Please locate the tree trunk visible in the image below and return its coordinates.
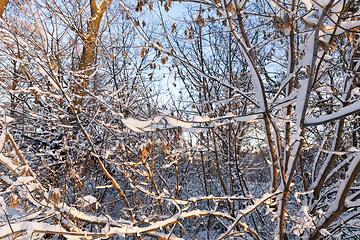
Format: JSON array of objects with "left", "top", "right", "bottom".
[{"left": 0, "top": 0, "right": 9, "bottom": 18}]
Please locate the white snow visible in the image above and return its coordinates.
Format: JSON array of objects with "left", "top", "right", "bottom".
[
  {"left": 318, "top": 151, "right": 360, "bottom": 227},
  {"left": 351, "top": 87, "right": 360, "bottom": 97},
  {"left": 0, "top": 116, "right": 14, "bottom": 123},
  {"left": 176, "top": 36, "right": 198, "bottom": 43},
  {"left": 165, "top": 116, "right": 193, "bottom": 128},
  {"left": 0, "top": 222, "right": 66, "bottom": 239},
  {"left": 78, "top": 195, "right": 99, "bottom": 208},
  {"left": 194, "top": 115, "right": 210, "bottom": 122},
  {"left": 0, "top": 153, "right": 19, "bottom": 173},
  {"left": 316, "top": 86, "right": 333, "bottom": 94},
  {"left": 305, "top": 101, "right": 360, "bottom": 126},
  {"left": 303, "top": 34, "right": 315, "bottom": 66},
  {"left": 0, "top": 125, "right": 5, "bottom": 151},
  {"left": 122, "top": 118, "right": 152, "bottom": 128},
  {"left": 301, "top": 0, "right": 312, "bottom": 10},
  {"left": 328, "top": 21, "right": 360, "bottom": 35}
]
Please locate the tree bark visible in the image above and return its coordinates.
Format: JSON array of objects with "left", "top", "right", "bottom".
[
  {"left": 0, "top": 0, "right": 9, "bottom": 18},
  {"left": 74, "top": 0, "right": 112, "bottom": 98},
  {"left": 79, "top": 0, "right": 113, "bottom": 73}
]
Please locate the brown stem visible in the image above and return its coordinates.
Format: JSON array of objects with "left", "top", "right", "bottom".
[
  {"left": 310, "top": 157, "right": 360, "bottom": 239},
  {"left": 278, "top": 0, "right": 336, "bottom": 238},
  {"left": 211, "top": 128, "right": 228, "bottom": 196},
  {"left": 232, "top": 0, "right": 278, "bottom": 192}
]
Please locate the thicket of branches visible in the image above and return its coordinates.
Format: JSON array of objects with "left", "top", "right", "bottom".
[{"left": 1, "top": 0, "right": 360, "bottom": 239}]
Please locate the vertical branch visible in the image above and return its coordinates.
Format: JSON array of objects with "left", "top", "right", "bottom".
[
  {"left": 211, "top": 128, "right": 229, "bottom": 196},
  {"left": 230, "top": 0, "right": 279, "bottom": 192},
  {"left": 277, "top": 0, "right": 336, "bottom": 238},
  {"left": 227, "top": 31, "right": 234, "bottom": 198},
  {"left": 197, "top": 4, "right": 209, "bottom": 111},
  {"left": 284, "top": 1, "right": 296, "bottom": 174},
  {"left": 78, "top": 0, "right": 113, "bottom": 86},
  {"left": 311, "top": 120, "right": 344, "bottom": 202},
  {"left": 311, "top": 0, "right": 360, "bottom": 200},
  {"left": 310, "top": 152, "right": 360, "bottom": 239}
]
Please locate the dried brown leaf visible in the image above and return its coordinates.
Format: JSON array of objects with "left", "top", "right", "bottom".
[{"left": 171, "top": 22, "right": 176, "bottom": 34}]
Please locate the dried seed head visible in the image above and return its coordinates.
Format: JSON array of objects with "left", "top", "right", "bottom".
[
  {"left": 49, "top": 187, "right": 61, "bottom": 205},
  {"left": 24, "top": 202, "right": 29, "bottom": 212},
  {"left": 146, "top": 141, "right": 152, "bottom": 154},
  {"left": 135, "top": 19, "right": 140, "bottom": 27},
  {"left": 164, "top": 0, "right": 172, "bottom": 12},
  {"left": 272, "top": 14, "right": 293, "bottom": 32},
  {"left": 226, "top": 3, "right": 235, "bottom": 13},
  {"left": 9, "top": 193, "right": 21, "bottom": 209},
  {"left": 20, "top": 167, "right": 27, "bottom": 176},
  {"left": 12, "top": 158, "right": 19, "bottom": 166},
  {"left": 171, "top": 22, "right": 176, "bottom": 34},
  {"left": 161, "top": 56, "right": 168, "bottom": 64},
  {"left": 195, "top": 14, "right": 206, "bottom": 28},
  {"left": 162, "top": 142, "right": 169, "bottom": 154},
  {"left": 318, "top": 40, "right": 336, "bottom": 52},
  {"left": 189, "top": 26, "right": 193, "bottom": 38}
]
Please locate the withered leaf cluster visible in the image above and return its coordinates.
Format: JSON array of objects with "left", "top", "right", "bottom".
[{"left": 273, "top": 14, "right": 292, "bottom": 31}]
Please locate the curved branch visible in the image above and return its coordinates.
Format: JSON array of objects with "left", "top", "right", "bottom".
[{"left": 304, "top": 101, "right": 360, "bottom": 126}]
